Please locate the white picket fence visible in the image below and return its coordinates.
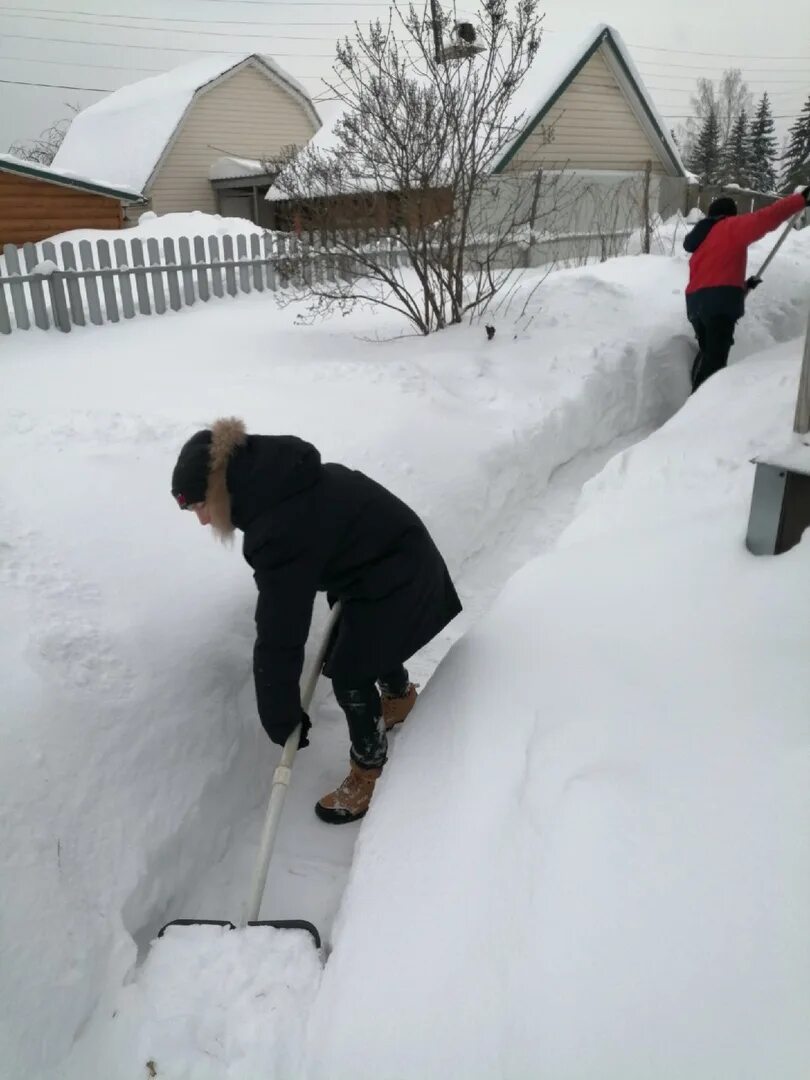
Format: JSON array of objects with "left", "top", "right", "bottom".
[{"left": 0, "top": 231, "right": 403, "bottom": 335}]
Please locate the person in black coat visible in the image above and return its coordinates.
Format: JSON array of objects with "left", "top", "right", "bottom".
[{"left": 171, "top": 417, "right": 461, "bottom": 824}]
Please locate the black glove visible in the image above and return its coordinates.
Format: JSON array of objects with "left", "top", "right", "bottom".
[
  {"left": 802, "top": 186, "right": 810, "bottom": 206},
  {"left": 267, "top": 710, "right": 310, "bottom": 748},
  {"left": 745, "top": 276, "right": 762, "bottom": 292},
  {"left": 297, "top": 712, "right": 311, "bottom": 749}
]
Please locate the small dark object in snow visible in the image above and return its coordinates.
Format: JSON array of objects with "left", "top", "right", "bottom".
[
  {"left": 146, "top": 1063, "right": 158, "bottom": 1079},
  {"left": 485, "top": 325, "right": 495, "bottom": 340}
]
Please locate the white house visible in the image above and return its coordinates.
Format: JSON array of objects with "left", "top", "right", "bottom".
[{"left": 54, "top": 53, "right": 321, "bottom": 222}]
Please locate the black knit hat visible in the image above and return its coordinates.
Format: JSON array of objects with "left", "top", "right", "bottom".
[
  {"left": 171, "top": 429, "right": 213, "bottom": 508},
  {"left": 707, "top": 196, "right": 738, "bottom": 218}
]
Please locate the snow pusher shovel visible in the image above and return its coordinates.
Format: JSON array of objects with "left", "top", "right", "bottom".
[{"left": 158, "top": 602, "right": 342, "bottom": 948}]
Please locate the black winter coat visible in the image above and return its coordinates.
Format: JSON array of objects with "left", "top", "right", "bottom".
[{"left": 226, "top": 434, "right": 462, "bottom": 745}]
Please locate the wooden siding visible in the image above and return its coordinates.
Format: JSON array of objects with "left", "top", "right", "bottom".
[
  {"left": 149, "top": 64, "right": 318, "bottom": 214},
  {"left": 267, "top": 188, "right": 453, "bottom": 233},
  {"left": 0, "top": 170, "right": 122, "bottom": 246},
  {"left": 506, "top": 49, "right": 668, "bottom": 175}
]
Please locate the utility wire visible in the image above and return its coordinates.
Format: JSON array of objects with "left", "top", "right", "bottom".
[
  {"left": 0, "top": 6, "right": 360, "bottom": 27},
  {"left": 0, "top": 12, "right": 349, "bottom": 41},
  {"left": 1, "top": 31, "right": 336, "bottom": 58},
  {"left": 0, "top": 76, "right": 112, "bottom": 91},
  {"left": 0, "top": 53, "right": 168, "bottom": 72}
]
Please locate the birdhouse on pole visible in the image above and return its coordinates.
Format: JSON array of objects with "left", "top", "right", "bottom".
[{"left": 442, "top": 21, "right": 486, "bottom": 61}]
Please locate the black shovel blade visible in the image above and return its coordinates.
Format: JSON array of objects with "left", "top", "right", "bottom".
[
  {"left": 247, "top": 919, "right": 321, "bottom": 949},
  {"left": 158, "top": 918, "right": 321, "bottom": 949}
]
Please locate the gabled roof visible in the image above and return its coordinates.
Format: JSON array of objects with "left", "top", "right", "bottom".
[
  {"left": 53, "top": 53, "right": 320, "bottom": 195},
  {"left": 0, "top": 152, "right": 141, "bottom": 202},
  {"left": 493, "top": 25, "right": 686, "bottom": 176}
]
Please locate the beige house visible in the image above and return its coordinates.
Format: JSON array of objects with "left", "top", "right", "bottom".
[
  {"left": 495, "top": 25, "right": 684, "bottom": 180},
  {"left": 54, "top": 54, "right": 320, "bottom": 223}
]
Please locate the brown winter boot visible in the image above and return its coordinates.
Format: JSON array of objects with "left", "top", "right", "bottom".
[
  {"left": 381, "top": 683, "right": 418, "bottom": 731},
  {"left": 315, "top": 760, "right": 383, "bottom": 824}
]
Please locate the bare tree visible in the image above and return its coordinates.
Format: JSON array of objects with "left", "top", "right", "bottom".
[
  {"left": 269, "top": 1, "right": 544, "bottom": 335},
  {"left": 8, "top": 105, "right": 78, "bottom": 165},
  {"left": 676, "top": 69, "right": 752, "bottom": 165}
]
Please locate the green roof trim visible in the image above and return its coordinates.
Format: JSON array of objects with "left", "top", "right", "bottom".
[
  {"left": 493, "top": 30, "right": 607, "bottom": 175},
  {"left": 0, "top": 155, "right": 142, "bottom": 202},
  {"left": 493, "top": 28, "right": 684, "bottom": 177}
]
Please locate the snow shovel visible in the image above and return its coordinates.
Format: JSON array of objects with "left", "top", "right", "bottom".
[{"left": 158, "top": 602, "right": 342, "bottom": 949}]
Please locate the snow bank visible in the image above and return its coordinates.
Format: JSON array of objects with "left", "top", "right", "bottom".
[
  {"left": 2, "top": 228, "right": 809, "bottom": 1077},
  {"left": 42, "top": 210, "right": 266, "bottom": 249},
  {"left": 305, "top": 345, "right": 810, "bottom": 1079}
]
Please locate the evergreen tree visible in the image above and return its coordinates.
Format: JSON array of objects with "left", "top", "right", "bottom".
[
  {"left": 720, "top": 109, "right": 751, "bottom": 186},
  {"left": 687, "top": 106, "right": 721, "bottom": 184},
  {"left": 748, "top": 93, "right": 779, "bottom": 192},
  {"left": 780, "top": 94, "right": 810, "bottom": 193}
]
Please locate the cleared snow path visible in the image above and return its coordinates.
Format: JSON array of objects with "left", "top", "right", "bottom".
[{"left": 164, "top": 426, "right": 653, "bottom": 951}]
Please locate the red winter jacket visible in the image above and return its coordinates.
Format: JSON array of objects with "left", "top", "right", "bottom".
[{"left": 685, "top": 192, "right": 805, "bottom": 295}]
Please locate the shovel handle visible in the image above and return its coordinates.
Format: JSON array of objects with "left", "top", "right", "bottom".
[
  {"left": 241, "top": 601, "right": 342, "bottom": 927},
  {"left": 752, "top": 210, "right": 804, "bottom": 282}
]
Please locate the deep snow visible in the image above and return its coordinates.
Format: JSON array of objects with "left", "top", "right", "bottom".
[
  {"left": 305, "top": 339, "right": 810, "bottom": 1080},
  {"left": 1, "top": 219, "right": 809, "bottom": 1077}
]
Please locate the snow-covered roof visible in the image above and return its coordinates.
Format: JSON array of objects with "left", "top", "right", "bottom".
[
  {"left": 0, "top": 152, "right": 141, "bottom": 201},
  {"left": 267, "top": 25, "right": 685, "bottom": 204},
  {"left": 53, "top": 53, "right": 319, "bottom": 195},
  {"left": 209, "top": 156, "right": 268, "bottom": 182},
  {"left": 266, "top": 98, "right": 347, "bottom": 201},
  {"left": 495, "top": 24, "right": 686, "bottom": 176}
]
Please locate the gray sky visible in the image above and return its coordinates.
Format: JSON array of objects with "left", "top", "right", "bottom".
[{"left": 1, "top": 0, "right": 808, "bottom": 158}]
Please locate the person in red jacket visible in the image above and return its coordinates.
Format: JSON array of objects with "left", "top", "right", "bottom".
[{"left": 684, "top": 188, "right": 808, "bottom": 391}]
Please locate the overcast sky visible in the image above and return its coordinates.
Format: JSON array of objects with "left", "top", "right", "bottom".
[{"left": 1, "top": 0, "right": 808, "bottom": 157}]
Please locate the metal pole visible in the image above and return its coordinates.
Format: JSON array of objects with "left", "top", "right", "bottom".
[
  {"left": 241, "top": 603, "right": 341, "bottom": 926},
  {"left": 794, "top": 303, "right": 810, "bottom": 435},
  {"left": 751, "top": 211, "right": 804, "bottom": 281},
  {"left": 430, "top": 0, "right": 444, "bottom": 62}
]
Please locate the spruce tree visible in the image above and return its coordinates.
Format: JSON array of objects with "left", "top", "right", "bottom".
[
  {"left": 720, "top": 109, "right": 750, "bottom": 186},
  {"left": 748, "top": 93, "right": 779, "bottom": 192},
  {"left": 780, "top": 94, "right": 810, "bottom": 193},
  {"left": 688, "top": 106, "right": 721, "bottom": 184}
]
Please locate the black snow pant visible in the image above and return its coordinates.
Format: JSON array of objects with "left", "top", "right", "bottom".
[
  {"left": 689, "top": 314, "right": 737, "bottom": 392},
  {"left": 332, "top": 665, "right": 410, "bottom": 768}
]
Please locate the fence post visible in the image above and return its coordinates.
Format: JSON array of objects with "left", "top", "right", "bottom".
[
  {"left": 162, "top": 238, "right": 183, "bottom": 311},
  {"left": 207, "top": 235, "right": 224, "bottom": 298},
  {"left": 79, "top": 240, "right": 103, "bottom": 325},
  {"left": 642, "top": 160, "right": 652, "bottom": 255},
  {"left": 60, "top": 241, "right": 86, "bottom": 325},
  {"left": 146, "top": 238, "right": 167, "bottom": 314},
  {"left": 262, "top": 232, "right": 276, "bottom": 291},
  {"left": 794, "top": 306, "right": 810, "bottom": 435},
  {"left": 41, "top": 240, "right": 71, "bottom": 332},
  {"left": 96, "top": 240, "right": 120, "bottom": 322},
  {"left": 221, "top": 235, "right": 238, "bottom": 297},
  {"left": 113, "top": 238, "right": 136, "bottom": 319},
  {"left": 236, "top": 234, "right": 251, "bottom": 294},
  {"left": 130, "top": 238, "right": 152, "bottom": 315},
  {"left": 22, "top": 242, "right": 50, "bottom": 329},
  {"left": 0, "top": 276, "right": 11, "bottom": 334},
  {"left": 2, "top": 244, "right": 31, "bottom": 330},
  {"left": 249, "top": 234, "right": 264, "bottom": 292},
  {"left": 193, "top": 236, "right": 211, "bottom": 301},
  {"left": 177, "top": 237, "right": 196, "bottom": 306}
]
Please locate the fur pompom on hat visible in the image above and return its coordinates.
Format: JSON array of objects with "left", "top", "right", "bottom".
[{"left": 171, "top": 417, "right": 247, "bottom": 539}]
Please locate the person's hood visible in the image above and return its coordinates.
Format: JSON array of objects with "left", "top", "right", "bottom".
[
  {"left": 227, "top": 433, "right": 321, "bottom": 532},
  {"left": 683, "top": 215, "right": 722, "bottom": 254}
]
